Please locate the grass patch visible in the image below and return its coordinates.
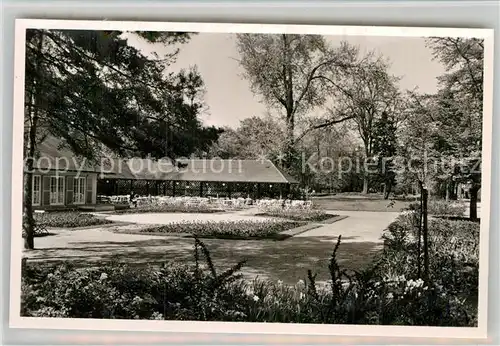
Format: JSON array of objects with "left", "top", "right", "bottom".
[
  {"left": 34, "top": 212, "right": 113, "bottom": 228},
  {"left": 312, "top": 197, "right": 410, "bottom": 212},
  {"left": 139, "top": 220, "right": 303, "bottom": 240}
]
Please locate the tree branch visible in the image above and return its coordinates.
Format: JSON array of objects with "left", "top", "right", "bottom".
[{"left": 293, "top": 114, "right": 355, "bottom": 144}]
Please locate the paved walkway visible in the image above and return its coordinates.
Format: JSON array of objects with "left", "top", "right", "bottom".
[{"left": 294, "top": 210, "right": 400, "bottom": 243}]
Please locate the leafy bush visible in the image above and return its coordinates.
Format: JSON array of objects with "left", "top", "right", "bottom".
[
  {"left": 34, "top": 212, "right": 113, "bottom": 228},
  {"left": 114, "top": 204, "right": 224, "bottom": 214},
  {"left": 406, "top": 199, "right": 465, "bottom": 217},
  {"left": 139, "top": 220, "right": 302, "bottom": 240},
  {"left": 21, "top": 236, "right": 475, "bottom": 326},
  {"left": 257, "top": 207, "right": 335, "bottom": 222},
  {"left": 381, "top": 213, "right": 479, "bottom": 315}
]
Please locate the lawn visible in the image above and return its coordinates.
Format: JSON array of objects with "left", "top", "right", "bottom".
[{"left": 312, "top": 195, "right": 412, "bottom": 212}]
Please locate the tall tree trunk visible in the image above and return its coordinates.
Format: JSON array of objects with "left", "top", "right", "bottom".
[
  {"left": 24, "top": 30, "right": 44, "bottom": 250},
  {"left": 285, "top": 115, "right": 294, "bottom": 169},
  {"left": 450, "top": 181, "right": 457, "bottom": 200},
  {"left": 24, "top": 146, "right": 36, "bottom": 250},
  {"left": 362, "top": 145, "right": 370, "bottom": 195},
  {"left": 282, "top": 34, "right": 295, "bottom": 170},
  {"left": 362, "top": 174, "right": 369, "bottom": 194},
  {"left": 384, "top": 180, "right": 392, "bottom": 200},
  {"left": 469, "top": 182, "right": 480, "bottom": 221}
]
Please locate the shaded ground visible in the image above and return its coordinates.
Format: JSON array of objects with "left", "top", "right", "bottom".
[
  {"left": 23, "top": 224, "right": 383, "bottom": 285},
  {"left": 23, "top": 207, "right": 399, "bottom": 285}
]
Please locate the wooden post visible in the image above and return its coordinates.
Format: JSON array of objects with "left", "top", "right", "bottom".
[
  {"left": 172, "top": 182, "right": 176, "bottom": 197},
  {"left": 199, "top": 182, "right": 204, "bottom": 197},
  {"left": 422, "top": 187, "right": 429, "bottom": 283},
  {"left": 417, "top": 182, "right": 423, "bottom": 279}
]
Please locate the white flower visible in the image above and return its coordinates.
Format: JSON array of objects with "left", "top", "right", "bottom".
[
  {"left": 47, "top": 273, "right": 54, "bottom": 279},
  {"left": 252, "top": 295, "right": 260, "bottom": 302},
  {"left": 386, "top": 293, "right": 394, "bottom": 299},
  {"left": 99, "top": 273, "right": 108, "bottom": 280},
  {"left": 299, "top": 292, "right": 305, "bottom": 300},
  {"left": 297, "top": 279, "right": 305, "bottom": 286}
]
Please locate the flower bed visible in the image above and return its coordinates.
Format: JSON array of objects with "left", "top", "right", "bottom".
[
  {"left": 34, "top": 212, "right": 113, "bottom": 228},
  {"left": 256, "top": 207, "right": 335, "bottom": 222},
  {"left": 139, "top": 220, "right": 302, "bottom": 240},
  {"left": 113, "top": 204, "right": 224, "bottom": 214}
]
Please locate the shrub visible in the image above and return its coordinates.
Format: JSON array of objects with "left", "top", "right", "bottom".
[
  {"left": 406, "top": 199, "right": 465, "bottom": 217},
  {"left": 21, "top": 236, "right": 476, "bottom": 326},
  {"left": 381, "top": 213, "right": 479, "bottom": 312},
  {"left": 34, "top": 212, "right": 113, "bottom": 228},
  {"left": 139, "top": 220, "right": 302, "bottom": 240}
]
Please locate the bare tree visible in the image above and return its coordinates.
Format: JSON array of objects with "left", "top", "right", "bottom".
[
  {"left": 329, "top": 55, "right": 402, "bottom": 194},
  {"left": 235, "top": 34, "right": 360, "bottom": 169}
]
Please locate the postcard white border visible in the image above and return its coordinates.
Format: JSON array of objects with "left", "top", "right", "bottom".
[{"left": 9, "top": 19, "right": 494, "bottom": 340}]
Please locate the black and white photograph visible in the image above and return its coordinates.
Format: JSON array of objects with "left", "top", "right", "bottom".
[{"left": 10, "top": 20, "right": 493, "bottom": 338}]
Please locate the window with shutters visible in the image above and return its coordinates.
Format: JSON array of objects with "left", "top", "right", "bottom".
[
  {"left": 73, "top": 177, "right": 86, "bottom": 204},
  {"left": 32, "top": 175, "right": 41, "bottom": 205},
  {"left": 50, "top": 176, "right": 65, "bottom": 205}
]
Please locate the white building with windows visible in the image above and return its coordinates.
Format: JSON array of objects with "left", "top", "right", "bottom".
[{"left": 26, "top": 136, "right": 98, "bottom": 210}]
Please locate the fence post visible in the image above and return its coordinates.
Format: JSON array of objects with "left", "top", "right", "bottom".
[
  {"left": 417, "top": 182, "right": 423, "bottom": 279},
  {"left": 422, "top": 187, "right": 429, "bottom": 283}
]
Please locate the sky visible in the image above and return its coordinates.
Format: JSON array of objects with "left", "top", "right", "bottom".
[{"left": 126, "top": 32, "right": 446, "bottom": 129}]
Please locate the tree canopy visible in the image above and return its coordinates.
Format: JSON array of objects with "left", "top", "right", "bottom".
[
  {"left": 23, "top": 29, "right": 221, "bottom": 249},
  {"left": 25, "top": 29, "right": 221, "bottom": 162},
  {"left": 235, "top": 34, "right": 361, "bottom": 168}
]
